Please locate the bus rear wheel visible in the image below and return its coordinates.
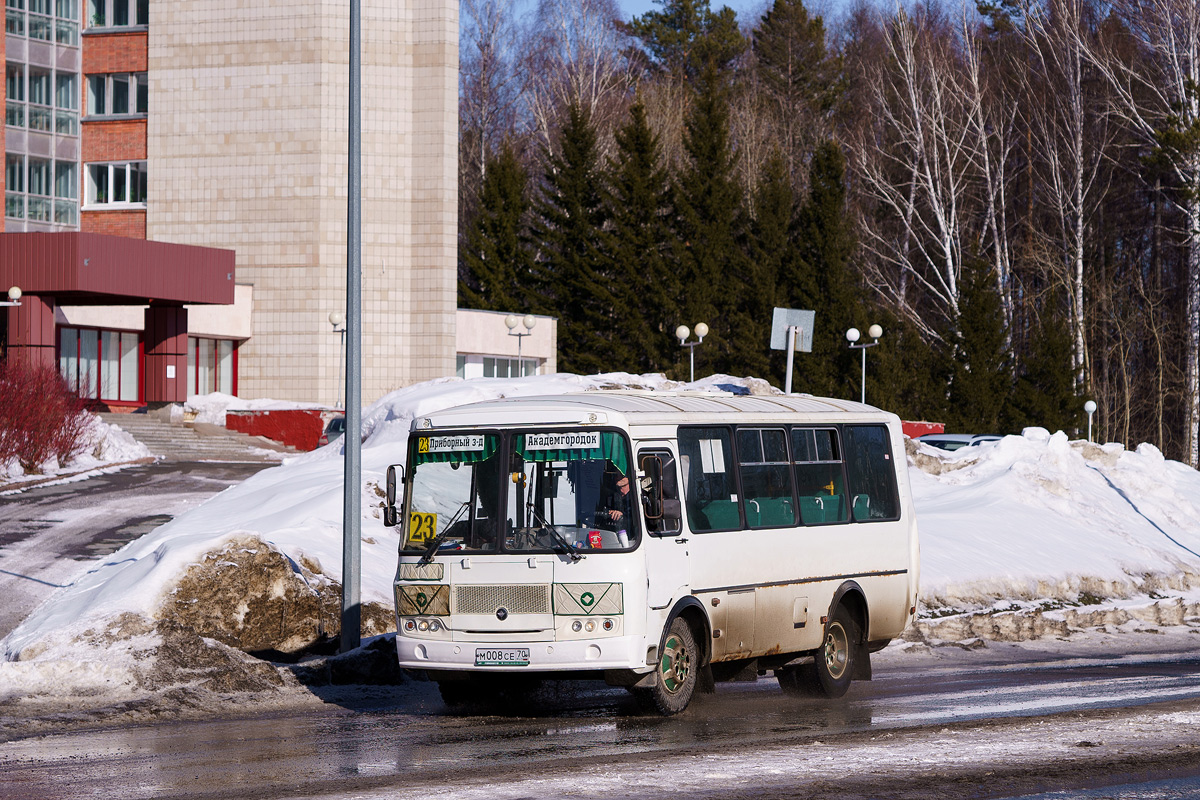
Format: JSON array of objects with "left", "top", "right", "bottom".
[
  {"left": 776, "top": 605, "right": 858, "bottom": 699},
  {"left": 634, "top": 617, "right": 698, "bottom": 715}
]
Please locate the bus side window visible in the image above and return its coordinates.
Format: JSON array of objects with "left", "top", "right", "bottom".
[
  {"left": 736, "top": 428, "right": 796, "bottom": 528},
  {"left": 843, "top": 425, "right": 900, "bottom": 521},
  {"left": 791, "top": 428, "right": 848, "bottom": 525},
  {"left": 678, "top": 427, "right": 740, "bottom": 532},
  {"left": 639, "top": 450, "right": 682, "bottom": 536}
]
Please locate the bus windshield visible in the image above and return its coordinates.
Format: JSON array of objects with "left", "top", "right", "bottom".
[{"left": 403, "top": 429, "right": 638, "bottom": 556}]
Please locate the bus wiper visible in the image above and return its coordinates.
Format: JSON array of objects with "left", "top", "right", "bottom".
[
  {"left": 528, "top": 506, "right": 585, "bottom": 562},
  {"left": 417, "top": 501, "right": 470, "bottom": 565},
  {"left": 418, "top": 532, "right": 447, "bottom": 566}
]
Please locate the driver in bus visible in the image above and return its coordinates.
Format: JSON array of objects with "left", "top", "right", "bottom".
[{"left": 601, "top": 469, "right": 632, "bottom": 526}]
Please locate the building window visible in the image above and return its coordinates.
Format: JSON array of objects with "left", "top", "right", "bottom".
[
  {"left": 86, "top": 161, "right": 146, "bottom": 206},
  {"left": 26, "top": 157, "right": 52, "bottom": 221},
  {"left": 55, "top": 73, "right": 79, "bottom": 135},
  {"left": 482, "top": 356, "right": 536, "bottom": 378},
  {"left": 86, "top": 72, "right": 147, "bottom": 116},
  {"left": 6, "top": 63, "right": 79, "bottom": 135},
  {"left": 59, "top": 326, "right": 139, "bottom": 402},
  {"left": 87, "top": 0, "right": 146, "bottom": 28},
  {"left": 6, "top": 0, "right": 26, "bottom": 36},
  {"left": 7, "top": 0, "right": 75, "bottom": 40},
  {"left": 5, "top": 153, "right": 24, "bottom": 219},
  {"left": 187, "top": 337, "right": 236, "bottom": 397},
  {"left": 5, "top": 62, "right": 24, "bottom": 128}
]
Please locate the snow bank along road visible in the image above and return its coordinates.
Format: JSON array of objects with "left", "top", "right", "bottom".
[{"left": 3, "top": 638, "right": 1200, "bottom": 800}]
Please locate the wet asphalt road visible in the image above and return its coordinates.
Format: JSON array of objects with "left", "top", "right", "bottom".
[
  {"left": 4, "top": 649, "right": 1200, "bottom": 800},
  {"left": 0, "top": 461, "right": 275, "bottom": 639}
]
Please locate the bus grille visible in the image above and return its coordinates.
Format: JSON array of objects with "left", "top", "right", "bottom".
[{"left": 452, "top": 584, "right": 552, "bottom": 615}]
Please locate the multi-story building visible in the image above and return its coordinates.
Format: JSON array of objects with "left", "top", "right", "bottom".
[{"left": 2, "top": 1, "right": 547, "bottom": 411}]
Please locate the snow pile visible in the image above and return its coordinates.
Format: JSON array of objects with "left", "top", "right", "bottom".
[
  {"left": 1, "top": 412, "right": 153, "bottom": 489},
  {"left": 3, "top": 372, "right": 1200, "bottom": 718}
]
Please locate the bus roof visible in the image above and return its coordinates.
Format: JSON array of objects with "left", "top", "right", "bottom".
[{"left": 413, "top": 390, "right": 898, "bottom": 431}]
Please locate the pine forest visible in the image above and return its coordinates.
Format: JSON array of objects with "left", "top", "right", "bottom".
[{"left": 456, "top": 0, "right": 1200, "bottom": 468}]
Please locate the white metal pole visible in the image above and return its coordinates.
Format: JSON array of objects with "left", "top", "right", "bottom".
[
  {"left": 784, "top": 326, "right": 796, "bottom": 394},
  {"left": 341, "top": 0, "right": 362, "bottom": 654},
  {"left": 860, "top": 347, "right": 867, "bottom": 404}
]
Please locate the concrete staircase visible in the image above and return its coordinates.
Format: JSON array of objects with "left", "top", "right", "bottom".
[{"left": 98, "top": 413, "right": 298, "bottom": 463}]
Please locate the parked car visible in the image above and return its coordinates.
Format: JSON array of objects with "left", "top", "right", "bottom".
[
  {"left": 916, "top": 433, "right": 1001, "bottom": 451},
  {"left": 318, "top": 414, "right": 346, "bottom": 448}
]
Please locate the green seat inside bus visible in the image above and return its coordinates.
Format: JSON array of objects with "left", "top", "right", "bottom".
[
  {"left": 745, "top": 497, "right": 795, "bottom": 527},
  {"left": 799, "top": 494, "right": 844, "bottom": 524},
  {"left": 694, "top": 499, "right": 741, "bottom": 531},
  {"left": 852, "top": 493, "right": 871, "bottom": 520}
]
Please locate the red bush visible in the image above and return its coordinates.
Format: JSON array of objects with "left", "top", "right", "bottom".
[{"left": 0, "top": 360, "right": 90, "bottom": 473}]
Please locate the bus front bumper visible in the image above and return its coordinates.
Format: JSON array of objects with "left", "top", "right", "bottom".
[{"left": 396, "top": 633, "right": 651, "bottom": 673}]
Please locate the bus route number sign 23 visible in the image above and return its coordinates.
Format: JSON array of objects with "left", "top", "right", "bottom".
[{"left": 409, "top": 512, "right": 437, "bottom": 543}]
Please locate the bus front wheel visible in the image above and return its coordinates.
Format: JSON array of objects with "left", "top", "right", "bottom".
[
  {"left": 634, "top": 617, "right": 699, "bottom": 715},
  {"left": 777, "top": 605, "right": 858, "bottom": 699}
]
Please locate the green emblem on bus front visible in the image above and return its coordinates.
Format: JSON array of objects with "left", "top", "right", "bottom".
[{"left": 580, "top": 592, "right": 595, "bottom": 607}]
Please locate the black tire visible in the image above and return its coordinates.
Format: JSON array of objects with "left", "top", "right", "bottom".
[
  {"left": 633, "top": 617, "right": 699, "bottom": 715},
  {"left": 778, "top": 605, "right": 858, "bottom": 699}
]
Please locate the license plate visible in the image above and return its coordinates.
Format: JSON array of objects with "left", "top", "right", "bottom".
[{"left": 475, "top": 647, "right": 530, "bottom": 667}]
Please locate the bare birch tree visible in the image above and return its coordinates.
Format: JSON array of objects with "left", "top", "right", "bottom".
[
  {"left": 461, "top": 0, "right": 526, "bottom": 183},
  {"left": 523, "top": 0, "right": 636, "bottom": 159},
  {"left": 1084, "top": 0, "right": 1200, "bottom": 465},
  {"left": 1020, "top": 0, "right": 1112, "bottom": 393},
  {"left": 850, "top": 2, "right": 976, "bottom": 337}
]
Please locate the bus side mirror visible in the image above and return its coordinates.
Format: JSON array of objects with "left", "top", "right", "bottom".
[
  {"left": 640, "top": 456, "right": 664, "bottom": 519},
  {"left": 383, "top": 464, "right": 404, "bottom": 527}
]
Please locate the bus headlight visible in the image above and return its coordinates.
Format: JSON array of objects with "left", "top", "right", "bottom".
[
  {"left": 602, "top": 618, "right": 614, "bottom": 632},
  {"left": 417, "top": 620, "right": 429, "bottom": 632},
  {"left": 584, "top": 620, "right": 596, "bottom": 633},
  {"left": 404, "top": 619, "right": 416, "bottom": 632},
  {"left": 429, "top": 620, "right": 442, "bottom": 633},
  {"left": 571, "top": 620, "right": 583, "bottom": 632}
]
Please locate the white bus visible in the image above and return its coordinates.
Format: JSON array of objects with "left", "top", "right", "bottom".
[{"left": 383, "top": 390, "right": 919, "bottom": 714}]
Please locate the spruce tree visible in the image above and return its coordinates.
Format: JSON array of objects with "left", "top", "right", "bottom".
[
  {"left": 606, "top": 100, "right": 680, "bottom": 374},
  {"left": 746, "top": 151, "right": 793, "bottom": 384},
  {"left": 946, "top": 258, "right": 1013, "bottom": 432},
  {"left": 788, "top": 140, "right": 858, "bottom": 399},
  {"left": 459, "top": 143, "right": 533, "bottom": 312},
  {"left": 626, "top": 0, "right": 746, "bottom": 81},
  {"left": 675, "top": 66, "right": 748, "bottom": 377},
  {"left": 530, "top": 103, "right": 616, "bottom": 375},
  {"left": 1006, "top": 297, "right": 1082, "bottom": 435}
]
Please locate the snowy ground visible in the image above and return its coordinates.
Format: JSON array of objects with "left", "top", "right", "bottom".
[{"left": 2, "top": 372, "right": 1199, "bottom": 728}]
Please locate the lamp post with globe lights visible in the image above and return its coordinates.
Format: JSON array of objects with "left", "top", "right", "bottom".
[
  {"left": 505, "top": 314, "right": 537, "bottom": 375},
  {"left": 1084, "top": 400, "right": 1097, "bottom": 442},
  {"left": 676, "top": 322, "right": 708, "bottom": 383},
  {"left": 2, "top": 286, "right": 21, "bottom": 307},
  {"left": 328, "top": 311, "right": 346, "bottom": 408},
  {"left": 846, "top": 324, "right": 883, "bottom": 405}
]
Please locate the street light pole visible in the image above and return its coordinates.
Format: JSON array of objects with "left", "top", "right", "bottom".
[
  {"left": 1084, "top": 400, "right": 1097, "bottom": 442},
  {"left": 328, "top": 312, "right": 345, "bottom": 409},
  {"left": 505, "top": 314, "right": 537, "bottom": 375},
  {"left": 845, "top": 324, "right": 883, "bottom": 405},
  {"left": 341, "top": 0, "right": 362, "bottom": 655},
  {"left": 676, "top": 322, "right": 709, "bottom": 382}
]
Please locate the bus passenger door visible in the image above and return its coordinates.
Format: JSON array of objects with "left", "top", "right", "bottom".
[{"left": 637, "top": 445, "right": 688, "bottom": 610}]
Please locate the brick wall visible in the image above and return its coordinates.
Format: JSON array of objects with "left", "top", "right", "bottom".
[
  {"left": 81, "top": 31, "right": 148, "bottom": 73},
  {"left": 82, "top": 210, "right": 146, "bottom": 239},
  {"left": 82, "top": 119, "right": 147, "bottom": 162}
]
